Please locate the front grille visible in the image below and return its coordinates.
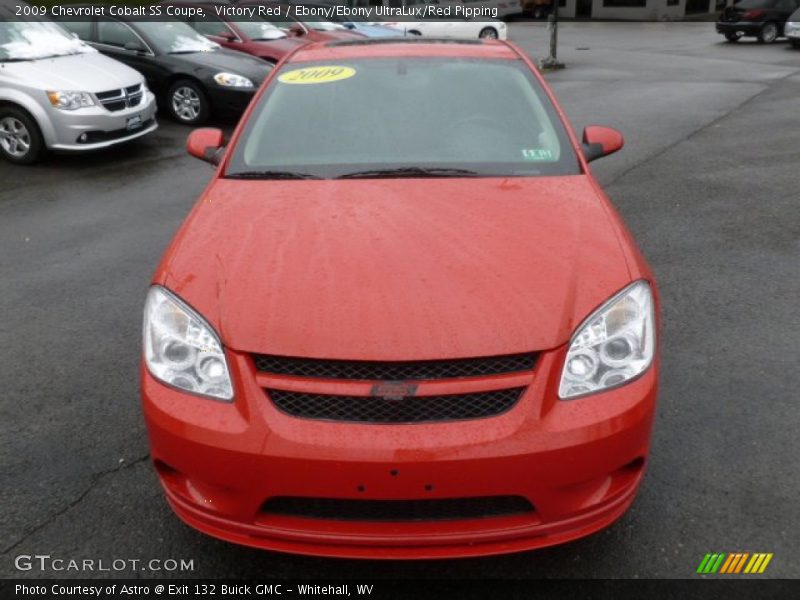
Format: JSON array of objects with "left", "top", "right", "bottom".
[
  {"left": 253, "top": 353, "right": 537, "bottom": 380},
  {"left": 261, "top": 496, "right": 534, "bottom": 522},
  {"left": 267, "top": 387, "right": 524, "bottom": 423},
  {"left": 96, "top": 84, "right": 144, "bottom": 112}
]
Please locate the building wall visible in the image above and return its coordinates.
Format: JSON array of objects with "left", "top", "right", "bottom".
[{"left": 557, "top": 0, "right": 732, "bottom": 19}]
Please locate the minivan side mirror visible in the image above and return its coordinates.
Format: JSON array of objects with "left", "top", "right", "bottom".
[
  {"left": 187, "top": 128, "right": 225, "bottom": 164},
  {"left": 582, "top": 126, "right": 624, "bottom": 162}
]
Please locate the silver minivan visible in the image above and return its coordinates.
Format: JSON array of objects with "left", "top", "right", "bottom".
[{"left": 0, "top": 16, "right": 157, "bottom": 164}]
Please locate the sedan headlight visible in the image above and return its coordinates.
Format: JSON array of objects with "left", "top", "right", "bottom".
[
  {"left": 785, "top": 22, "right": 800, "bottom": 34},
  {"left": 213, "top": 72, "right": 254, "bottom": 88},
  {"left": 559, "top": 280, "right": 655, "bottom": 400},
  {"left": 143, "top": 286, "right": 233, "bottom": 401},
  {"left": 46, "top": 90, "right": 95, "bottom": 110}
]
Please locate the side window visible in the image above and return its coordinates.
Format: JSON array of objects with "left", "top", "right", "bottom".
[
  {"left": 60, "top": 20, "right": 92, "bottom": 41},
  {"left": 97, "top": 19, "right": 140, "bottom": 48}
]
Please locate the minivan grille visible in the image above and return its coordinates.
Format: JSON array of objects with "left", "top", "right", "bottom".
[
  {"left": 253, "top": 353, "right": 537, "bottom": 381},
  {"left": 267, "top": 387, "right": 524, "bottom": 423},
  {"left": 96, "top": 84, "right": 143, "bottom": 112},
  {"left": 261, "top": 496, "right": 534, "bottom": 522}
]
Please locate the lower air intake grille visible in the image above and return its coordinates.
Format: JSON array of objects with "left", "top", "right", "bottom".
[
  {"left": 267, "top": 387, "right": 524, "bottom": 423},
  {"left": 261, "top": 496, "right": 534, "bottom": 522}
]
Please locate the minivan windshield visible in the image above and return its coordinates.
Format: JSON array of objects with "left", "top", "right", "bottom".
[
  {"left": 0, "top": 20, "right": 93, "bottom": 61},
  {"left": 226, "top": 58, "right": 580, "bottom": 179},
  {"left": 135, "top": 20, "right": 219, "bottom": 54}
]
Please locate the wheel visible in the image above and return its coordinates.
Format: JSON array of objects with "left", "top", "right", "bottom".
[
  {"left": 167, "top": 79, "right": 209, "bottom": 126},
  {"left": 757, "top": 22, "right": 779, "bottom": 44},
  {"left": 0, "top": 106, "right": 44, "bottom": 165},
  {"left": 479, "top": 27, "right": 499, "bottom": 40},
  {"left": 724, "top": 32, "right": 742, "bottom": 42}
]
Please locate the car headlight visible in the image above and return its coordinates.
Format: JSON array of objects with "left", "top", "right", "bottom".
[
  {"left": 786, "top": 22, "right": 800, "bottom": 34},
  {"left": 46, "top": 90, "right": 95, "bottom": 110},
  {"left": 143, "top": 286, "right": 233, "bottom": 401},
  {"left": 213, "top": 72, "right": 254, "bottom": 88},
  {"left": 559, "top": 280, "right": 655, "bottom": 400}
]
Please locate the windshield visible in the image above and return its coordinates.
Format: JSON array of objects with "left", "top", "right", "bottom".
[
  {"left": 233, "top": 21, "right": 287, "bottom": 40},
  {"left": 226, "top": 58, "right": 580, "bottom": 179},
  {"left": 135, "top": 20, "right": 218, "bottom": 54},
  {"left": 0, "top": 20, "right": 93, "bottom": 61}
]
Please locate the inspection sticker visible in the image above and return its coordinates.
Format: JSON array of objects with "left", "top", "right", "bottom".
[
  {"left": 522, "top": 148, "right": 554, "bottom": 161},
  {"left": 278, "top": 66, "right": 356, "bottom": 85}
]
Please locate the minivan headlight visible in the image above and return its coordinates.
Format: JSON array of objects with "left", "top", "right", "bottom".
[
  {"left": 559, "top": 280, "right": 655, "bottom": 399},
  {"left": 143, "top": 286, "right": 233, "bottom": 401},
  {"left": 46, "top": 90, "right": 95, "bottom": 110},
  {"left": 213, "top": 72, "right": 254, "bottom": 88}
]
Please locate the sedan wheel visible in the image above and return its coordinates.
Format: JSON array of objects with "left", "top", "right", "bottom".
[
  {"left": 757, "top": 22, "right": 779, "bottom": 44},
  {"left": 0, "top": 108, "right": 44, "bottom": 165},
  {"left": 479, "top": 27, "right": 499, "bottom": 40},
  {"left": 168, "top": 80, "right": 209, "bottom": 125},
  {"left": 724, "top": 32, "right": 742, "bottom": 42}
]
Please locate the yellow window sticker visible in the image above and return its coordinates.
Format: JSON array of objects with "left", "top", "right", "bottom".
[{"left": 278, "top": 66, "right": 356, "bottom": 85}]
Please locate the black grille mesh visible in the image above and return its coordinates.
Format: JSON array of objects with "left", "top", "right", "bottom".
[
  {"left": 267, "top": 388, "right": 524, "bottom": 423},
  {"left": 261, "top": 496, "right": 534, "bottom": 522},
  {"left": 253, "top": 353, "right": 536, "bottom": 380}
]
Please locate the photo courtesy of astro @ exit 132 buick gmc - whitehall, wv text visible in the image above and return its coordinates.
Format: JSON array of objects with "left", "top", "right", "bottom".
[{"left": 141, "top": 39, "right": 659, "bottom": 559}]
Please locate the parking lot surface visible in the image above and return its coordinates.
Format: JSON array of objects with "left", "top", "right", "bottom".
[{"left": 1, "top": 22, "right": 798, "bottom": 578}]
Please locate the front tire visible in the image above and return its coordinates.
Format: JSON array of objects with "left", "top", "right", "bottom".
[
  {"left": 479, "top": 27, "right": 499, "bottom": 40},
  {"left": 724, "top": 32, "right": 742, "bottom": 42},
  {"left": 757, "top": 22, "right": 779, "bottom": 44},
  {"left": 0, "top": 106, "right": 44, "bottom": 165},
  {"left": 167, "top": 80, "right": 210, "bottom": 126}
]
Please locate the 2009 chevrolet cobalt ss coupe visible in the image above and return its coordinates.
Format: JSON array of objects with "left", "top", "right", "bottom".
[{"left": 142, "top": 39, "right": 660, "bottom": 558}]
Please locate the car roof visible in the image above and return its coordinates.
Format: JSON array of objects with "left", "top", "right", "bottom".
[{"left": 286, "top": 39, "right": 521, "bottom": 63}]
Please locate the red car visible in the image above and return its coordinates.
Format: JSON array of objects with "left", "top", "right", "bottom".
[
  {"left": 142, "top": 39, "right": 660, "bottom": 559},
  {"left": 238, "top": 1, "right": 367, "bottom": 43},
  {"left": 160, "top": 2, "right": 309, "bottom": 63}
]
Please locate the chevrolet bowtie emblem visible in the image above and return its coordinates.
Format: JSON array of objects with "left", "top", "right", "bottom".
[{"left": 370, "top": 382, "right": 418, "bottom": 401}]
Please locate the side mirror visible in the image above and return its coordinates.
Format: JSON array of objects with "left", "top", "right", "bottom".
[
  {"left": 288, "top": 24, "right": 305, "bottom": 37},
  {"left": 216, "top": 30, "right": 236, "bottom": 42},
  {"left": 187, "top": 128, "right": 225, "bottom": 164},
  {"left": 123, "top": 41, "right": 146, "bottom": 53},
  {"left": 582, "top": 125, "right": 624, "bottom": 162}
]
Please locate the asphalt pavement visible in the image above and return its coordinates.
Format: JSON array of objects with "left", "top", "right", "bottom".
[{"left": 1, "top": 22, "right": 798, "bottom": 579}]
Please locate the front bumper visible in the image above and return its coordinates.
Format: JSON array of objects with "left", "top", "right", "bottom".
[
  {"left": 47, "top": 91, "right": 158, "bottom": 151},
  {"left": 142, "top": 347, "right": 658, "bottom": 559},
  {"left": 205, "top": 85, "right": 258, "bottom": 115}
]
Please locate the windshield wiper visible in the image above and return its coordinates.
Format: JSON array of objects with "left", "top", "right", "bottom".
[
  {"left": 337, "top": 167, "right": 480, "bottom": 179},
  {"left": 225, "top": 170, "right": 322, "bottom": 180}
]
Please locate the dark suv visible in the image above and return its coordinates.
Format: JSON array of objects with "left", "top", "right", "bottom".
[{"left": 716, "top": 0, "right": 800, "bottom": 43}]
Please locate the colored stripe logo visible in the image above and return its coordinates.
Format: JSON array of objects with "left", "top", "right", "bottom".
[{"left": 697, "top": 553, "right": 773, "bottom": 574}]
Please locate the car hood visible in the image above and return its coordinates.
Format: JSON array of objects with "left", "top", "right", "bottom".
[
  {"left": 162, "top": 176, "right": 634, "bottom": 360},
  {"left": 169, "top": 48, "right": 271, "bottom": 83},
  {"left": 1, "top": 52, "right": 143, "bottom": 91},
  {"left": 250, "top": 36, "right": 306, "bottom": 55}
]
